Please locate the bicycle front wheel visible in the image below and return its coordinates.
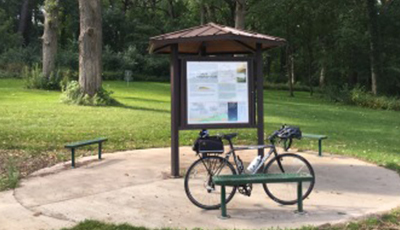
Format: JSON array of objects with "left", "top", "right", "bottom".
[
  {"left": 263, "top": 153, "right": 315, "bottom": 205},
  {"left": 184, "top": 155, "right": 237, "bottom": 210}
]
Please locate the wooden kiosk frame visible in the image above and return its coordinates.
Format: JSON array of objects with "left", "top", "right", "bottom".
[{"left": 149, "top": 23, "right": 285, "bottom": 177}]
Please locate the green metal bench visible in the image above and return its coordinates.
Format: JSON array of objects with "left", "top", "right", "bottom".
[
  {"left": 64, "top": 138, "right": 107, "bottom": 168},
  {"left": 213, "top": 173, "right": 314, "bottom": 219},
  {"left": 302, "top": 133, "right": 327, "bottom": 156}
]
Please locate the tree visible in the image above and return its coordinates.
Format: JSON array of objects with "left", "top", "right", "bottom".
[
  {"left": 367, "top": 0, "right": 381, "bottom": 95},
  {"left": 78, "top": 0, "right": 102, "bottom": 96},
  {"left": 42, "top": 0, "right": 59, "bottom": 80},
  {"left": 18, "top": 0, "right": 33, "bottom": 45},
  {"left": 235, "top": 0, "right": 245, "bottom": 29}
]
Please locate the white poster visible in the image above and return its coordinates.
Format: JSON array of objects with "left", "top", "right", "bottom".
[{"left": 187, "top": 61, "right": 249, "bottom": 124}]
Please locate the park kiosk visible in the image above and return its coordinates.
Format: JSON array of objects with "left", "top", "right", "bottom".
[{"left": 149, "top": 23, "right": 285, "bottom": 177}]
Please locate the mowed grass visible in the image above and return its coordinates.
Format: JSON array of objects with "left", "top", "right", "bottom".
[
  {"left": 61, "top": 211, "right": 400, "bottom": 230},
  {"left": 1, "top": 78, "right": 400, "bottom": 229},
  {"left": 1, "top": 78, "right": 399, "bottom": 170}
]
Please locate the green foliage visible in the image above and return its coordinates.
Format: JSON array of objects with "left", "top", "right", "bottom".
[
  {"left": 350, "top": 87, "right": 400, "bottom": 111},
  {"left": 0, "top": 46, "right": 40, "bottom": 78},
  {"left": 23, "top": 64, "right": 69, "bottom": 90},
  {"left": 264, "top": 82, "right": 315, "bottom": 93},
  {"left": 0, "top": 158, "right": 20, "bottom": 190},
  {"left": 60, "top": 220, "right": 151, "bottom": 230},
  {"left": 324, "top": 85, "right": 400, "bottom": 111},
  {"left": 0, "top": 8, "right": 21, "bottom": 53},
  {"left": 23, "top": 64, "right": 46, "bottom": 89},
  {"left": 1, "top": 0, "right": 400, "bottom": 98},
  {"left": 57, "top": 47, "right": 79, "bottom": 70},
  {"left": 58, "top": 210, "right": 400, "bottom": 230},
  {"left": 102, "top": 45, "right": 169, "bottom": 78},
  {"left": 102, "top": 71, "right": 124, "bottom": 80},
  {"left": 61, "top": 80, "right": 119, "bottom": 106},
  {"left": 1, "top": 79, "right": 400, "bottom": 173}
]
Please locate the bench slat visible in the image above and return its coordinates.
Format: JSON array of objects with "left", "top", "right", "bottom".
[
  {"left": 302, "top": 133, "right": 327, "bottom": 140},
  {"left": 213, "top": 173, "right": 313, "bottom": 186},
  {"left": 65, "top": 138, "right": 108, "bottom": 148}
]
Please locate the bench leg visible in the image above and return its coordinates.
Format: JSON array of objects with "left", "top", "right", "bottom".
[
  {"left": 297, "top": 182, "right": 303, "bottom": 212},
  {"left": 71, "top": 148, "right": 75, "bottom": 168},
  {"left": 219, "top": 186, "right": 230, "bottom": 219},
  {"left": 98, "top": 142, "right": 102, "bottom": 160},
  {"left": 318, "top": 139, "right": 322, "bottom": 157}
]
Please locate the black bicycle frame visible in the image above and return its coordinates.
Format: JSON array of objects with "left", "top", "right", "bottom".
[{"left": 197, "top": 136, "right": 286, "bottom": 177}]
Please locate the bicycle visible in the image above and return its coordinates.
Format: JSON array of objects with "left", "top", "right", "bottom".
[{"left": 184, "top": 126, "right": 315, "bottom": 210}]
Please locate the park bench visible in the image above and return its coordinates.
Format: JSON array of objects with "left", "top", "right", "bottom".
[
  {"left": 213, "top": 173, "right": 314, "bottom": 219},
  {"left": 283, "top": 133, "right": 327, "bottom": 156},
  {"left": 302, "top": 133, "right": 327, "bottom": 157},
  {"left": 64, "top": 138, "right": 107, "bottom": 168}
]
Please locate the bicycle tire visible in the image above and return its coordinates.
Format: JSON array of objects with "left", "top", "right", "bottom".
[
  {"left": 184, "top": 155, "right": 237, "bottom": 210},
  {"left": 262, "top": 153, "right": 315, "bottom": 205}
]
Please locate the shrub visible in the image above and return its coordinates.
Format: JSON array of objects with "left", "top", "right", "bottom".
[
  {"left": 23, "top": 64, "right": 71, "bottom": 90},
  {"left": 263, "top": 82, "right": 319, "bottom": 93},
  {"left": 349, "top": 87, "right": 400, "bottom": 111},
  {"left": 323, "top": 84, "right": 351, "bottom": 103},
  {"left": 324, "top": 84, "right": 400, "bottom": 111},
  {"left": 102, "top": 71, "right": 123, "bottom": 80},
  {"left": 23, "top": 64, "right": 47, "bottom": 89},
  {"left": 61, "top": 80, "right": 119, "bottom": 106},
  {"left": 57, "top": 48, "right": 79, "bottom": 70},
  {"left": 0, "top": 158, "right": 20, "bottom": 190}
]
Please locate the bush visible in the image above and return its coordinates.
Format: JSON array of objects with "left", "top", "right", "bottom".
[
  {"left": 23, "top": 64, "right": 71, "bottom": 90},
  {"left": 57, "top": 48, "right": 79, "bottom": 70},
  {"left": 61, "top": 80, "right": 119, "bottom": 106},
  {"left": 350, "top": 86, "right": 400, "bottom": 110},
  {"left": 263, "top": 82, "right": 318, "bottom": 93},
  {"left": 102, "top": 71, "right": 124, "bottom": 80},
  {"left": 0, "top": 158, "right": 20, "bottom": 190},
  {"left": 0, "top": 46, "right": 40, "bottom": 79},
  {"left": 323, "top": 84, "right": 352, "bottom": 103},
  {"left": 324, "top": 84, "right": 400, "bottom": 111}
]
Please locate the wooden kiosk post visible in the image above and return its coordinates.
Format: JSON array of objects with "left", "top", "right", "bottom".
[{"left": 149, "top": 23, "right": 285, "bottom": 177}]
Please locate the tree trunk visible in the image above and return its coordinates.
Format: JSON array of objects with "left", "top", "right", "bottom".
[
  {"left": 367, "top": 0, "right": 380, "bottom": 95},
  {"left": 18, "top": 0, "right": 33, "bottom": 45},
  {"left": 223, "top": 0, "right": 236, "bottom": 27},
  {"left": 42, "top": 0, "right": 59, "bottom": 80},
  {"left": 78, "top": 0, "right": 102, "bottom": 96},
  {"left": 287, "top": 46, "right": 294, "bottom": 97},
  {"left": 200, "top": 0, "right": 205, "bottom": 25},
  {"left": 205, "top": 3, "right": 215, "bottom": 23},
  {"left": 307, "top": 44, "right": 314, "bottom": 96},
  {"left": 235, "top": 0, "right": 245, "bottom": 29},
  {"left": 168, "top": 0, "right": 176, "bottom": 19},
  {"left": 319, "top": 66, "right": 325, "bottom": 88}
]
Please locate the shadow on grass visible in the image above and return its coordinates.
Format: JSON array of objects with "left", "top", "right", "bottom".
[
  {"left": 120, "top": 96, "right": 168, "bottom": 104},
  {"left": 113, "top": 103, "right": 169, "bottom": 114}
]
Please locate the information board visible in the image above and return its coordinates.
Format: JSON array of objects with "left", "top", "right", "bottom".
[{"left": 186, "top": 60, "right": 250, "bottom": 125}]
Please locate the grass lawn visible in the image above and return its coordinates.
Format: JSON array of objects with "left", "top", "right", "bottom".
[
  {"left": 61, "top": 212, "right": 400, "bottom": 230},
  {"left": 1, "top": 78, "right": 400, "bottom": 229}
]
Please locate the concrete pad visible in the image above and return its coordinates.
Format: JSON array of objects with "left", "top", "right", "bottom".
[
  {"left": 0, "top": 190, "right": 72, "bottom": 230},
  {"left": 3, "top": 147, "right": 400, "bottom": 230}
]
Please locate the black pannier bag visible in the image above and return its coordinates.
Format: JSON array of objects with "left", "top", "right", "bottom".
[{"left": 193, "top": 136, "right": 224, "bottom": 154}]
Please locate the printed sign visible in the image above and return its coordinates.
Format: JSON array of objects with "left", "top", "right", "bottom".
[{"left": 186, "top": 61, "right": 249, "bottom": 125}]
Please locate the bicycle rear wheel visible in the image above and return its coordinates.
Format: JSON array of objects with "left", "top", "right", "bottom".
[
  {"left": 263, "top": 153, "right": 315, "bottom": 205},
  {"left": 184, "top": 155, "right": 237, "bottom": 210}
]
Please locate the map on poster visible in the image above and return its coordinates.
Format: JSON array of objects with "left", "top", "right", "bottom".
[{"left": 187, "top": 61, "right": 249, "bottom": 124}]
